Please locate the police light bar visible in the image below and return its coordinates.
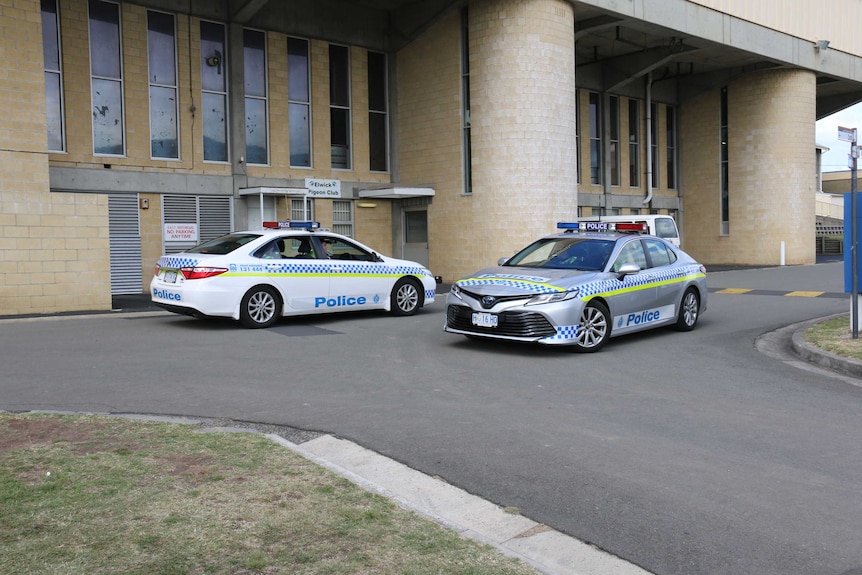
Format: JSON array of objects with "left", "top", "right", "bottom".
[
  {"left": 262, "top": 221, "right": 320, "bottom": 230},
  {"left": 557, "top": 221, "right": 647, "bottom": 233},
  {"left": 614, "top": 222, "right": 647, "bottom": 232}
]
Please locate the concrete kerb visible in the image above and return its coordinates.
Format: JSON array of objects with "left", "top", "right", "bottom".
[
  {"left": 273, "top": 433, "right": 653, "bottom": 575},
  {"left": 790, "top": 313, "right": 862, "bottom": 379}
]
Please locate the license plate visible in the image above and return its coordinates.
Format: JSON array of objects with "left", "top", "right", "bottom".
[
  {"left": 163, "top": 270, "right": 178, "bottom": 284},
  {"left": 472, "top": 312, "right": 498, "bottom": 328}
]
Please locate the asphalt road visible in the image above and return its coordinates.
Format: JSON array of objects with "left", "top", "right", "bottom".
[{"left": 2, "top": 260, "right": 861, "bottom": 575}]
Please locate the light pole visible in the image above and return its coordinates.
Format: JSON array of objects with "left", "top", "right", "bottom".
[{"left": 841, "top": 126, "right": 859, "bottom": 338}]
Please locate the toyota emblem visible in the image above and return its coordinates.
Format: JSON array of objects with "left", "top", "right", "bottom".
[{"left": 482, "top": 296, "right": 496, "bottom": 307}]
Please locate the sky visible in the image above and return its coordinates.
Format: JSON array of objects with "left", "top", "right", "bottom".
[{"left": 816, "top": 102, "right": 862, "bottom": 173}]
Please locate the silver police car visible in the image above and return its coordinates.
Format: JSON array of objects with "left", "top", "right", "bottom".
[{"left": 444, "top": 221, "right": 707, "bottom": 352}]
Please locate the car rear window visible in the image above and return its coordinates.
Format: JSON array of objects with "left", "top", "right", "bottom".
[{"left": 189, "top": 233, "right": 261, "bottom": 255}]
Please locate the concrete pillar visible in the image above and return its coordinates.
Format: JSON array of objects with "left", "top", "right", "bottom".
[
  {"left": 682, "top": 68, "right": 816, "bottom": 265},
  {"left": 468, "top": 0, "right": 577, "bottom": 263}
]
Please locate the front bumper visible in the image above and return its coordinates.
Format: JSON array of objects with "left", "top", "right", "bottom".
[{"left": 443, "top": 292, "right": 586, "bottom": 345}]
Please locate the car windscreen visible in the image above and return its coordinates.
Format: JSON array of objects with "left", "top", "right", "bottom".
[
  {"left": 189, "top": 233, "right": 262, "bottom": 255},
  {"left": 504, "top": 237, "right": 615, "bottom": 271}
]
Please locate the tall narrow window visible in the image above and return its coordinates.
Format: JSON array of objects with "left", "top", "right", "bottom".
[
  {"left": 329, "top": 44, "right": 351, "bottom": 170},
  {"left": 461, "top": 7, "right": 472, "bottom": 195},
  {"left": 628, "top": 99, "right": 640, "bottom": 188},
  {"left": 650, "top": 102, "right": 659, "bottom": 189},
  {"left": 666, "top": 105, "right": 677, "bottom": 189},
  {"left": 201, "top": 21, "right": 228, "bottom": 162},
  {"left": 42, "top": 0, "right": 65, "bottom": 152},
  {"left": 244, "top": 28, "right": 268, "bottom": 165},
  {"left": 89, "top": 0, "right": 124, "bottom": 156},
  {"left": 575, "top": 90, "right": 581, "bottom": 184},
  {"left": 609, "top": 96, "right": 620, "bottom": 186},
  {"left": 287, "top": 37, "right": 311, "bottom": 167},
  {"left": 368, "top": 51, "right": 388, "bottom": 172},
  {"left": 720, "top": 88, "right": 729, "bottom": 235},
  {"left": 332, "top": 200, "right": 353, "bottom": 237},
  {"left": 589, "top": 92, "right": 602, "bottom": 185},
  {"left": 148, "top": 11, "right": 178, "bottom": 159}
]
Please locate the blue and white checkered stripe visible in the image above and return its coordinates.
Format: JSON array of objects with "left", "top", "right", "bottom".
[
  {"left": 158, "top": 256, "right": 199, "bottom": 269},
  {"left": 549, "top": 325, "right": 579, "bottom": 340},
  {"left": 456, "top": 277, "right": 564, "bottom": 294}
]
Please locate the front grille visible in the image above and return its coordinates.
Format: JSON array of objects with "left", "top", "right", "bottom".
[
  {"left": 459, "top": 288, "right": 529, "bottom": 309},
  {"left": 447, "top": 305, "right": 556, "bottom": 338}
]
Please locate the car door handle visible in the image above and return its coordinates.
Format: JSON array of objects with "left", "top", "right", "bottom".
[{"left": 330, "top": 266, "right": 343, "bottom": 272}]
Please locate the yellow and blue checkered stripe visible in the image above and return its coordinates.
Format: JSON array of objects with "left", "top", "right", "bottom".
[
  {"left": 577, "top": 264, "right": 705, "bottom": 300},
  {"left": 158, "top": 256, "right": 431, "bottom": 280}
]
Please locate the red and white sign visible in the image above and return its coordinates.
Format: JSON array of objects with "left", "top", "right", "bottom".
[{"left": 164, "top": 223, "right": 198, "bottom": 241}]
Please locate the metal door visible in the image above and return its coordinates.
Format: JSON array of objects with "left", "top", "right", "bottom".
[{"left": 403, "top": 209, "right": 428, "bottom": 267}]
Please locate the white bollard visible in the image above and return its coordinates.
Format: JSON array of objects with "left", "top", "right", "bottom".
[{"left": 780, "top": 241, "right": 786, "bottom": 266}]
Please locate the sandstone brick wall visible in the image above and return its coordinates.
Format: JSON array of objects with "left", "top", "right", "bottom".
[
  {"left": 0, "top": 0, "right": 111, "bottom": 316},
  {"left": 683, "top": 69, "right": 816, "bottom": 265}
]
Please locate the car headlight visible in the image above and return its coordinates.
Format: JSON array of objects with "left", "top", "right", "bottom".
[
  {"left": 450, "top": 284, "right": 463, "bottom": 300},
  {"left": 526, "top": 289, "right": 580, "bottom": 306}
]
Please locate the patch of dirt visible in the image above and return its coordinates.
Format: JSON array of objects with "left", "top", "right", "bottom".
[{"left": 0, "top": 417, "right": 113, "bottom": 453}]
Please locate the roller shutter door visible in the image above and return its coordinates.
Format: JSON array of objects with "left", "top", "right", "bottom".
[
  {"left": 163, "top": 195, "right": 233, "bottom": 254},
  {"left": 108, "top": 194, "right": 143, "bottom": 295}
]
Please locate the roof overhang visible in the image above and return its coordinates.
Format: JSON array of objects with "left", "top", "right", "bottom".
[
  {"left": 239, "top": 186, "right": 308, "bottom": 196},
  {"left": 358, "top": 187, "right": 435, "bottom": 199}
]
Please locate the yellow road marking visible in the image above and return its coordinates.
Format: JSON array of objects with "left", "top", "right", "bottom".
[
  {"left": 716, "top": 288, "right": 753, "bottom": 294},
  {"left": 785, "top": 291, "right": 824, "bottom": 298}
]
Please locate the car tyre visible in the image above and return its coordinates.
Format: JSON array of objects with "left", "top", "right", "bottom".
[
  {"left": 674, "top": 287, "right": 700, "bottom": 331},
  {"left": 240, "top": 285, "right": 281, "bottom": 328},
  {"left": 391, "top": 278, "right": 421, "bottom": 316},
  {"left": 571, "top": 300, "right": 611, "bottom": 353}
]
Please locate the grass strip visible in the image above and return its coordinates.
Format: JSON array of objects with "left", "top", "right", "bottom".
[{"left": 0, "top": 413, "right": 540, "bottom": 575}]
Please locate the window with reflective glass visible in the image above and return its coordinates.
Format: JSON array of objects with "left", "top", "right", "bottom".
[
  {"left": 650, "top": 103, "right": 659, "bottom": 189},
  {"left": 244, "top": 29, "right": 268, "bottom": 165},
  {"left": 666, "top": 105, "right": 676, "bottom": 189},
  {"left": 461, "top": 7, "right": 472, "bottom": 194},
  {"left": 42, "top": 0, "right": 64, "bottom": 152},
  {"left": 201, "top": 20, "right": 228, "bottom": 162},
  {"left": 368, "top": 51, "right": 388, "bottom": 172},
  {"left": 628, "top": 99, "right": 640, "bottom": 188},
  {"left": 148, "top": 11, "right": 178, "bottom": 159},
  {"left": 288, "top": 37, "right": 311, "bottom": 167},
  {"left": 589, "top": 92, "right": 601, "bottom": 185},
  {"left": 89, "top": 0, "right": 124, "bottom": 155},
  {"left": 609, "top": 96, "right": 620, "bottom": 186},
  {"left": 329, "top": 44, "right": 351, "bottom": 169}
]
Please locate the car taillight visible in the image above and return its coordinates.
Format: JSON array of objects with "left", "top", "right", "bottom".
[
  {"left": 154, "top": 264, "right": 161, "bottom": 276},
  {"left": 180, "top": 266, "right": 228, "bottom": 280}
]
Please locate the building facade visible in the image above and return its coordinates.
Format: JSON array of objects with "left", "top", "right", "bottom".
[{"left": 2, "top": 0, "right": 862, "bottom": 315}]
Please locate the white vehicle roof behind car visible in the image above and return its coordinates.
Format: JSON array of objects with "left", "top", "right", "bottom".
[{"left": 575, "top": 215, "right": 680, "bottom": 246}]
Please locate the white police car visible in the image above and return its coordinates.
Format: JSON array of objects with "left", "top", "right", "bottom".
[
  {"left": 151, "top": 221, "right": 438, "bottom": 328},
  {"left": 444, "top": 221, "right": 707, "bottom": 352}
]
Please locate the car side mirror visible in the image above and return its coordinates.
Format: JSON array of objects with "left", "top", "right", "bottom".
[
  {"left": 616, "top": 263, "right": 640, "bottom": 279},
  {"left": 497, "top": 257, "right": 510, "bottom": 266},
  {"left": 372, "top": 252, "right": 383, "bottom": 262}
]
